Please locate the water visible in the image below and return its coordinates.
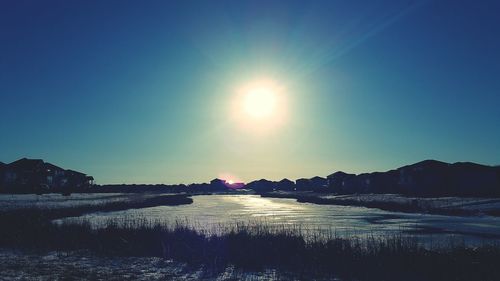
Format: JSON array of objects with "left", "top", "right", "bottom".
[{"left": 57, "top": 194, "right": 500, "bottom": 244}]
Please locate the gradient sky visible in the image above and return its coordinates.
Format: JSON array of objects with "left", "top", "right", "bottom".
[{"left": 1, "top": 0, "right": 499, "bottom": 184}]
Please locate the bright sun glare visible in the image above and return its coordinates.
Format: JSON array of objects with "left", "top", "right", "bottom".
[
  {"left": 243, "top": 87, "right": 277, "bottom": 118},
  {"left": 231, "top": 79, "right": 288, "bottom": 133}
]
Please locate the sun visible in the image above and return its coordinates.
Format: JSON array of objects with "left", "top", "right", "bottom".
[
  {"left": 243, "top": 86, "right": 277, "bottom": 119},
  {"left": 230, "top": 79, "right": 288, "bottom": 133}
]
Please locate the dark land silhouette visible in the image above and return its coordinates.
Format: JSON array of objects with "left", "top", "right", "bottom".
[{"left": 2, "top": 158, "right": 499, "bottom": 197}]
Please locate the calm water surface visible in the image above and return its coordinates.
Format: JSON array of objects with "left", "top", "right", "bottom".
[{"left": 58, "top": 195, "right": 500, "bottom": 244}]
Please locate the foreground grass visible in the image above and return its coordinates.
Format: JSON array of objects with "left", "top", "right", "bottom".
[{"left": 0, "top": 206, "right": 499, "bottom": 281}]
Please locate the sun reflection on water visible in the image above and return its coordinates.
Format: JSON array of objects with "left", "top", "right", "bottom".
[{"left": 221, "top": 194, "right": 306, "bottom": 220}]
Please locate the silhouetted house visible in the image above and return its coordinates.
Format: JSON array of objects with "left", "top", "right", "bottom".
[
  {"left": 209, "top": 178, "right": 229, "bottom": 191},
  {"left": 44, "top": 163, "right": 68, "bottom": 189},
  {"left": 246, "top": 179, "right": 275, "bottom": 192},
  {"left": 326, "top": 160, "right": 500, "bottom": 196},
  {"left": 295, "top": 178, "right": 311, "bottom": 190},
  {"left": 368, "top": 171, "right": 399, "bottom": 194},
  {"left": 66, "top": 170, "right": 94, "bottom": 189},
  {"left": 397, "top": 160, "right": 451, "bottom": 196},
  {"left": 341, "top": 173, "right": 371, "bottom": 194},
  {"left": 295, "top": 177, "right": 327, "bottom": 191},
  {"left": 310, "top": 176, "right": 328, "bottom": 191},
  {"left": 1, "top": 158, "right": 46, "bottom": 192},
  {"left": 0, "top": 158, "right": 94, "bottom": 193},
  {"left": 327, "top": 171, "right": 355, "bottom": 193},
  {"left": 275, "top": 178, "right": 295, "bottom": 191},
  {"left": 445, "top": 162, "right": 499, "bottom": 196}
]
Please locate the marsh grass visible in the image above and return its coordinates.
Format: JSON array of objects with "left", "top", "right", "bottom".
[{"left": 1, "top": 205, "right": 500, "bottom": 280}]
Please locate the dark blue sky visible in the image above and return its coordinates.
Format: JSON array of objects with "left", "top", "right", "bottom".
[{"left": 1, "top": 0, "right": 499, "bottom": 184}]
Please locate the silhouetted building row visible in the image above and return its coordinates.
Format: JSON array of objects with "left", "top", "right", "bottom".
[
  {"left": 242, "top": 160, "right": 500, "bottom": 197},
  {"left": 6, "top": 157, "right": 496, "bottom": 197},
  {"left": 326, "top": 160, "right": 500, "bottom": 197},
  {"left": 96, "top": 178, "right": 245, "bottom": 193},
  {"left": 245, "top": 177, "right": 327, "bottom": 192},
  {"left": 0, "top": 158, "right": 94, "bottom": 193}
]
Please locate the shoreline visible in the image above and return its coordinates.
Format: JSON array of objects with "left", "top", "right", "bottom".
[
  {"left": 3, "top": 190, "right": 500, "bottom": 218},
  {"left": 258, "top": 191, "right": 500, "bottom": 217}
]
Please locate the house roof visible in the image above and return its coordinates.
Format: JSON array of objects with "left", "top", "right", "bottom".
[
  {"left": 44, "top": 162, "right": 65, "bottom": 172},
  {"left": 66, "top": 169, "right": 87, "bottom": 176},
  {"left": 327, "top": 171, "right": 352, "bottom": 178},
  {"left": 278, "top": 178, "right": 294, "bottom": 184},
  {"left": 210, "top": 178, "right": 225, "bottom": 184},
  {"left": 8, "top": 158, "right": 45, "bottom": 170},
  {"left": 400, "top": 159, "right": 449, "bottom": 170}
]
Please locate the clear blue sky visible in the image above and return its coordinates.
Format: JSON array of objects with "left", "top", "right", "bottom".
[{"left": 1, "top": 0, "right": 499, "bottom": 184}]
